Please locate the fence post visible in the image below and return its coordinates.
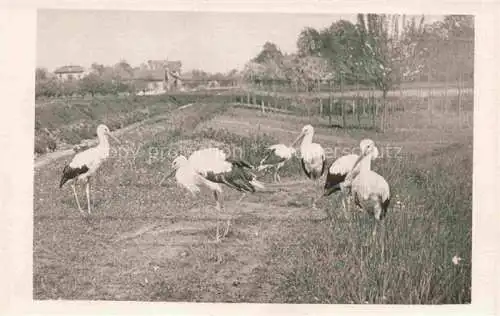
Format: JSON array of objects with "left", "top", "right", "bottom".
[
  {"left": 458, "top": 71, "right": 462, "bottom": 122},
  {"left": 274, "top": 80, "right": 278, "bottom": 109},
  {"left": 371, "top": 86, "right": 376, "bottom": 129},
  {"left": 340, "top": 75, "right": 346, "bottom": 128},
  {"left": 328, "top": 80, "right": 333, "bottom": 125},
  {"left": 355, "top": 77, "right": 360, "bottom": 127},
  {"left": 427, "top": 68, "right": 432, "bottom": 127}
]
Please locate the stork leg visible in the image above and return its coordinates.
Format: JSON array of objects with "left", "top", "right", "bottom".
[
  {"left": 85, "top": 178, "right": 92, "bottom": 215},
  {"left": 372, "top": 202, "right": 383, "bottom": 239},
  {"left": 311, "top": 178, "right": 322, "bottom": 210},
  {"left": 274, "top": 164, "right": 283, "bottom": 183},
  {"left": 237, "top": 192, "right": 247, "bottom": 204},
  {"left": 71, "top": 183, "right": 85, "bottom": 216},
  {"left": 213, "top": 190, "right": 221, "bottom": 242},
  {"left": 213, "top": 190, "right": 231, "bottom": 242}
]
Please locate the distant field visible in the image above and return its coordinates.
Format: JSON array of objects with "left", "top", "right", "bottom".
[
  {"left": 33, "top": 92, "right": 231, "bottom": 155},
  {"left": 33, "top": 93, "right": 472, "bottom": 303}
]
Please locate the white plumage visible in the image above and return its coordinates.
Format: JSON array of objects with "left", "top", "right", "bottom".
[
  {"left": 59, "top": 124, "right": 120, "bottom": 216},
  {"left": 291, "top": 125, "right": 327, "bottom": 209},
  {"left": 292, "top": 125, "right": 326, "bottom": 180},
  {"left": 163, "top": 147, "right": 265, "bottom": 242},
  {"left": 343, "top": 139, "right": 390, "bottom": 237},
  {"left": 257, "top": 144, "right": 296, "bottom": 182},
  {"left": 323, "top": 150, "right": 379, "bottom": 216}
]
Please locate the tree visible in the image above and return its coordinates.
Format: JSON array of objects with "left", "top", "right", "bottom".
[
  {"left": 35, "top": 68, "right": 48, "bottom": 81},
  {"left": 253, "top": 42, "right": 284, "bottom": 64},
  {"left": 79, "top": 73, "right": 104, "bottom": 97},
  {"left": 297, "top": 27, "right": 321, "bottom": 57}
]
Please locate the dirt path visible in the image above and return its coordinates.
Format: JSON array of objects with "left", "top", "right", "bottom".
[{"left": 34, "top": 103, "right": 199, "bottom": 169}]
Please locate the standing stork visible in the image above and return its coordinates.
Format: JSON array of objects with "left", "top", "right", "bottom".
[
  {"left": 59, "top": 124, "right": 120, "bottom": 216},
  {"left": 256, "top": 144, "right": 296, "bottom": 183},
  {"left": 323, "top": 145, "right": 380, "bottom": 217},
  {"left": 162, "top": 147, "right": 265, "bottom": 242},
  {"left": 343, "top": 139, "right": 390, "bottom": 237},
  {"left": 291, "top": 125, "right": 327, "bottom": 209}
]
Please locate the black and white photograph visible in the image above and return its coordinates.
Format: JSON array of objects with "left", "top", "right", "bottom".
[{"left": 30, "top": 9, "right": 476, "bottom": 305}]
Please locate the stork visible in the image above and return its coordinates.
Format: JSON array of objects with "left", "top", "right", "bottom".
[
  {"left": 162, "top": 147, "right": 266, "bottom": 242},
  {"left": 323, "top": 146, "right": 380, "bottom": 217},
  {"left": 59, "top": 124, "right": 120, "bottom": 216},
  {"left": 256, "top": 144, "right": 296, "bottom": 183},
  {"left": 292, "top": 125, "right": 327, "bottom": 180},
  {"left": 291, "top": 125, "right": 327, "bottom": 209},
  {"left": 343, "top": 139, "right": 390, "bottom": 237}
]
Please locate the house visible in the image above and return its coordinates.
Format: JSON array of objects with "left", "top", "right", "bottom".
[
  {"left": 53, "top": 65, "right": 87, "bottom": 81},
  {"left": 132, "top": 60, "right": 183, "bottom": 94},
  {"left": 133, "top": 68, "right": 166, "bottom": 94}
]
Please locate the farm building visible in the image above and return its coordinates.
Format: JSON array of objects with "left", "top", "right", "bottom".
[
  {"left": 133, "top": 60, "right": 183, "bottom": 94},
  {"left": 53, "top": 65, "right": 87, "bottom": 81}
]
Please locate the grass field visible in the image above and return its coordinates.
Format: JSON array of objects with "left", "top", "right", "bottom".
[{"left": 33, "top": 93, "right": 472, "bottom": 303}]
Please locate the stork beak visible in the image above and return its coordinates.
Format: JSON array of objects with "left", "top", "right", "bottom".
[
  {"left": 291, "top": 131, "right": 304, "bottom": 147},
  {"left": 107, "top": 132, "right": 121, "bottom": 144},
  {"left": 372, "top": 146, "right": 380, "bottom": 160},
  {"left": 350, "top": 148, "right": 370, "bottom": 173},
  {"left": 159, "top": 169, "right": 176, "bottom": 186}
]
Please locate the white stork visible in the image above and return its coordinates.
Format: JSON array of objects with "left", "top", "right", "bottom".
[
  {"left": 59, "top": 124, "right": 120, "bottom": 216},
  {"left": 256, "top": 144, "right": 296, "bottom": 183},
  {"left": 323, "top": 146, "right": 380, "bottom": 217},
  {"left": 291, "top": 124, "right": 327, "bottom": 209},
  {"left": 163, "top": 147, "right": 266, "bottom": 242},
  {"left": 343, "top": 139, "right": 390, "bottom": 237}
]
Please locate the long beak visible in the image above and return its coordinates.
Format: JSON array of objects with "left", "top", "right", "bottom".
[
  {"left": 351, "top": 149, "right": 369, "bottom": 171},
  {"left": 159, "top": 169, "right": 176, "bottom": 186},
  {"left": 291, "top": 132, "right": 304, "bottom": 147},
  {"left": 107, "top": 132, "right": 121, "bottom": 144},
  {"left": 345, "top": 149, "right": 369, "bottom": 184}
]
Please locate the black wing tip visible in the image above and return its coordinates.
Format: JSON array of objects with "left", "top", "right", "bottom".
[
  {"left": 229, "top": 159, "right": 255, "bottom": 170},
  {"left": 59, "top": 164, "right": 89, "bottom": 188},
  {"left": 380, "top": 197, "right": 391, "bottom": 220},
  {"left": 301, "top": 159, "right": 312, "bottom": 179},
  {"left": 323, "top": 186, "right": 341, "bottom": 196}
]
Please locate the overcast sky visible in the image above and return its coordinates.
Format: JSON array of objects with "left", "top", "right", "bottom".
[{"left": 37, "top": 10, "right": 443, "bottom": 73}]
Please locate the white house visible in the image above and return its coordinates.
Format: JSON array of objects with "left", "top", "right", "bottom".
[{"left": 53, "top": 65, "right": 87, "bottom": 81}]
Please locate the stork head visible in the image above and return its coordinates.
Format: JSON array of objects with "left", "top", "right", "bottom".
[
  {"left": 345, "top": 139, "right": 379, "bottom": 183},
  {"left": 171, "top": 155, "right": 188, "bottom": 170},
  {"left": 292, "top": 124, "right": 314, "bottom": 146},
  {"left": 301, "top": 124, "right": 314, "bottom": 135},
  {"left": 97, "top": 124, "right": 120, "bottom": 144},
  {"left": 359, "top": 139, "right": 379, "bottom": 159}
]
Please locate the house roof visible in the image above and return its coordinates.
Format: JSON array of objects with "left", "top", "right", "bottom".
[
  {"left": 133, "top": 68, "right": 165, "bottom": 81},
  {"left": 54, "top": 65, "right": 85, "bottom": 74}
]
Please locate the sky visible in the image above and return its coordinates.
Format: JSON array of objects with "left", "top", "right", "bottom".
[{"left": 37, "top": 10, "right": 443, "bottom": 74}]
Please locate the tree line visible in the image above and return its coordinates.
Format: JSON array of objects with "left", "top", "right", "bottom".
[
  {"left": 35, "top": 60, "right": 241, "bottom": 99},
  {"left": 243, "top": 14, "right": 474, "bottom": 94}
]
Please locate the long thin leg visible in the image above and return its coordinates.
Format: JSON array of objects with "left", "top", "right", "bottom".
[
  {"left": 275, "top": 164, "right": 282, "bottom": 183},
  {"left": 213, "top": 190, "right": 221, "bottom": 242},
  {"left": 85, "top": 179, "right": 91, "bottom": 215},
  {"left": 237, "top": 192, "right": 246, "bottom": 204},
  {"left": 71, "top": 183, "right": 85, "bottom": 216},
  {"left": 311, "top": 178, "right": 322, "bottom": 210},
  {"left": 372, "top": 203, "right": 383, "bottom": 239},
  {"left": 221, "top": 193, "right": 231, "bottom": 238}
]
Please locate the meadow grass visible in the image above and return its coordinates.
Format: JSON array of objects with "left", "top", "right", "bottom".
[
  {"left": 33, "top": 96, "right": 472, "bottom": 303},
  {"left": 260, "top": 140, "right": 472, "bottom": 304},
  {"left": 137, "top": 119, "right": 471, "bottom": 304}
]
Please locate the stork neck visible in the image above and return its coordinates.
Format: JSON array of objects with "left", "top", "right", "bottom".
[
  {"left": 356, "top": 154, "right": 372, "bottom": 174},
  {"left": 97, "top": 133, "right": 110, "bottom": 151},
  {"left": 300, "top": 133, "right": 313, "bottom": 149}
]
